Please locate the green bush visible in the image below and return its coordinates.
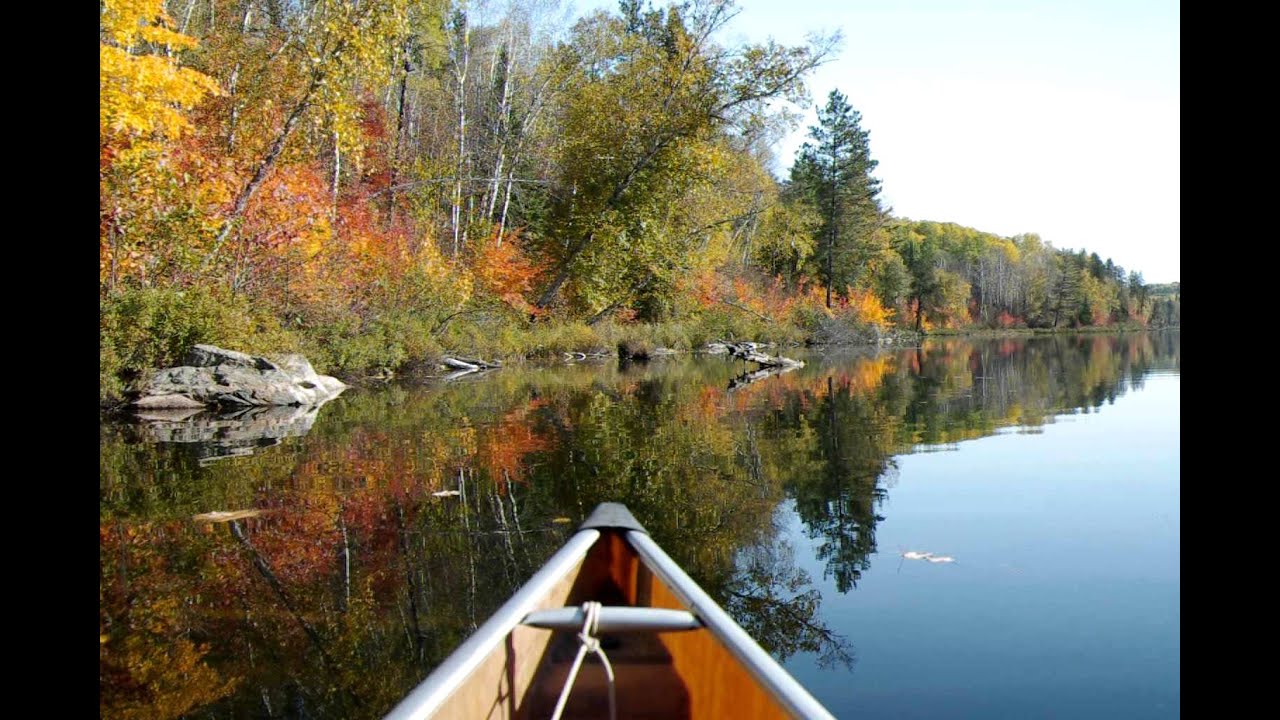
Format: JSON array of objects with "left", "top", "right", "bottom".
[
  {"left": 300, "top": 311, "right": 446, "bottom": 377},
  {"left": 100, "top": 287, "right": 300, "bottom": 402}
]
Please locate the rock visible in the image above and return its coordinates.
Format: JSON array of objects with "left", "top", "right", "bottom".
[
  {"left": 186, "top": 344, "right": 277, "bottom": 371},
  {"left": 134, "top": 393, "right": 207, "bottom": 410},
  {"left": 135, "top": 345, "right": 347, "bottom": 410}
]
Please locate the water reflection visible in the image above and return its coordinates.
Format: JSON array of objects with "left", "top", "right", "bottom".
[
  {"left": 132, "top": 404, "right": 330, "bottom": 464},
  {"left": 100, "top": 332, "right": 1178, "bottom": 719}
]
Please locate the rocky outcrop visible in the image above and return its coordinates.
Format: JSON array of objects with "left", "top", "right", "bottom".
[{"left": 135, "top": 345, "right": 347, "bottom": 409}]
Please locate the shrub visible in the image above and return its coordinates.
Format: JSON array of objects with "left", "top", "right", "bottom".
[{"left": 100, "top": 286, "right": 299, "bottom": 401}]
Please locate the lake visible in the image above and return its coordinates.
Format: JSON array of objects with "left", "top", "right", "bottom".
[{"left": 100, "top": 332, "right": 1179, "bottom": 719}]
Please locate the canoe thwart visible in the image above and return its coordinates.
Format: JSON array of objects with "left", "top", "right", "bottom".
[{"left": 522, "top": 606, "right": 703, "bottom": 634}]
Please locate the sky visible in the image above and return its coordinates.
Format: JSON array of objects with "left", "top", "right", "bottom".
[{"left": 568, "top": 0, "right": 1180, "bottom": 283}]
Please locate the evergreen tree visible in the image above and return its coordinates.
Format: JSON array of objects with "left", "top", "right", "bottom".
[
  {"left": 790, "top": 89, "right": 883, "bottom": 308},
  {"left": 1128, "top": 270, "right": 1147, "bottom": 319}
]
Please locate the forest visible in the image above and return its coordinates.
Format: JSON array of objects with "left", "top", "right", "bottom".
[{"left": 100, "top": 0, "right": 1179, "bottom": 401}]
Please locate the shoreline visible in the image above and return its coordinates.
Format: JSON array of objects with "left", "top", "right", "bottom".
[{"left": 100, "top": 324, "right": 1177, "bottom": 413}]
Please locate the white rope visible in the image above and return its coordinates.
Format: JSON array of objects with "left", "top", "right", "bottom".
[{"left": 549, "top": 601, "right": 617, "bottom": 720}]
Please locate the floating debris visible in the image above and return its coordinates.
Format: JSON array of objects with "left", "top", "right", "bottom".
[
  {"left": 551, "top": 517, "right": 573, "bottom": 524},
  {"left": 192, "top": 509, "right": 263, "bottom": 523},
  {"left": 896, "top": 548, "right": 957, "bottom": 572},
  {"left": 431, "top": 490, "right": 461, "bottom": 498}
]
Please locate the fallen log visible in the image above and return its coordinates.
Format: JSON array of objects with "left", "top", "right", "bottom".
[
  {"left": 723, "top": 341, "right": 804, "bottom": 369},
  {"left": 442, "top": 356, "right": 502, "bottom": 371}
]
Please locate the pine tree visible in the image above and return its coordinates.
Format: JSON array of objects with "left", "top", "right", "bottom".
[{"left": 790, "top": 89, "right": 883, "bottom": 308}]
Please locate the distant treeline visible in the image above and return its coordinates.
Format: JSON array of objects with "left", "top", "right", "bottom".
[{"left": 873, "top": 220, "right": 1180, "bottom": 332}]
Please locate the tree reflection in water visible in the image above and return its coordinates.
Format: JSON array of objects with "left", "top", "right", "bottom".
[{"left": 100, "top": 333, "right": 1178, "bottom": 718}]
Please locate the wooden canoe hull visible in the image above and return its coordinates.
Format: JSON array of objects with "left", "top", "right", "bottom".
[{"left": 385, "top": 505, "right": 832, "bottom": 720}]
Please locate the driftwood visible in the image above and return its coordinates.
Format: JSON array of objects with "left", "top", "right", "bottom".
[
  {"left": 442, "top": 356, "right": 503, "bottom": 371},
  {"left": 440, "top": 356, "right": 502, "bottom": 382},
  {"left": 721, "top": 341, "right": 804, "bottom": 369}
]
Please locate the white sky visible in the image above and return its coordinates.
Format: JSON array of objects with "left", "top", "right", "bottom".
[{"left": 569, "top": 0, "right": 1180, "bottom": 283}]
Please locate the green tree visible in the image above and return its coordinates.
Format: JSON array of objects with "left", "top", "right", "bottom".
[
  {"left": 789, "top": 89, "right": 883, "bottom": 308},
  {"left": 1128, "top": 270, "right": 1147, "bottom": 321},
  {"left": 532, "top": 0, "right": 834, "bottom": 315},
  {"left": 894, "top": 223, "right": 936, "bottom": 332},
  {"left": 1050, "top": 252, "right": 1084, "bottom": 328},
  {"left": 751, "top": 189, "right": 820, "bottom": 285}
]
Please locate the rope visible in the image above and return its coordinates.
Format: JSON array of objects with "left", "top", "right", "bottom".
[{"left": 549, "top": 601, "right": 617, "bottom": 720}]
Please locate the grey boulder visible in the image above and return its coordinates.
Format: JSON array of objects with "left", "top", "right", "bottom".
[{"left": 135, "top": 344, "right": 347, "bottom": 409}]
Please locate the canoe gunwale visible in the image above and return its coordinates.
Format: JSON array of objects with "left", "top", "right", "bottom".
[
  {"left": 626, "top": 530, "right": 837, "bottom": 720},
  {"left": 383, "top": 527, "right": 602, "bottom": 720}
]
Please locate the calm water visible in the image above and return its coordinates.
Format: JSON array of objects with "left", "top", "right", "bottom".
[{"left": 99, "top": 333, "right": 1179, "bottom": 719}]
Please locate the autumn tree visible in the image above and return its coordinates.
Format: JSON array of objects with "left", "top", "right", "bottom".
[
  {"left": 100, "top": 0, "right": 221, "bottom": 293},
  {"left": 200, "top": 0, "right": 413, "bottom": 273}
]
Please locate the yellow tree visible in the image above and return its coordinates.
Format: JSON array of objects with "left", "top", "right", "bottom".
[
  {"left": 99, "top": 0, "right": 221, "bottom": 142},
  {"left": 100, "top": 0, "right": 222, "bottom": 292}
]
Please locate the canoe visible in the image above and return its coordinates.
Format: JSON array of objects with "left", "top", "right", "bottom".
[{"left": 385, "top": 503, "right": 835, "bottom": 720}]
